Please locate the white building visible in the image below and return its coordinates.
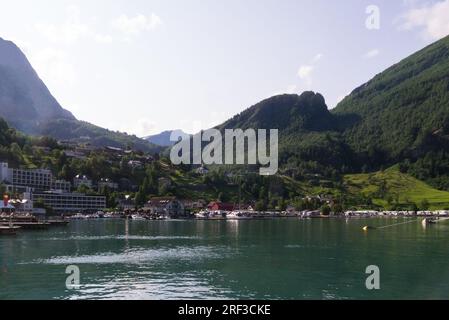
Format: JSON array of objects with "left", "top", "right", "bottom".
[
  {"left": 51, "top": 180, "right": 72, "bottom": 192},
  {"left": 0, "top": 162, "right": 52, "bottom": 189},
  {"left": 144, "top": 197, "right": 185, "bottom": 218},
  {"left": 1, "top": 162, "right": 71, "bottom": 192}
]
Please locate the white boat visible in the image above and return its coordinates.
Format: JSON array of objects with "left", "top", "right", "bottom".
[
  {"left": 227, "top": 211, "right": 252, "bottom": 220},
  {"left": 69, "top": 213, "right": 86, "bottom": 220},
  {"left": 131, "top": 214, "right": 146, "bottom": 221},
  {"left": 195, "top": 212, "right": 208, "bottom": 219}
]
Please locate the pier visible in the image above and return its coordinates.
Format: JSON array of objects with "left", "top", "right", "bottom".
[{"left": 0, "top": 225, "right": 21, "bottom": 235}]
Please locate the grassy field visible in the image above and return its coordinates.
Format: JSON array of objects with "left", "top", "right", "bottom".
[
  {"left": 144, "top": 159, "right": 449, "bottom": 210},
  {"left": 344, "top": 166, "right": 449, "bottom": 210}
]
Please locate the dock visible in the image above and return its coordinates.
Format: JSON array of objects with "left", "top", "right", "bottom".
[
  {"left": 47, "top": 220, "right": 70, "bottom": 227},
  {"left": 0, "top": 226, "right": 21, "bottom": 235},
  {"left": 0, "top": 222, "right": 50, "bottom": 230}
]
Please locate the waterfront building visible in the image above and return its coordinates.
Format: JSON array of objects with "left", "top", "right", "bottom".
[
  {"left": 207, "top": 201, "right": 235, "bottom": 212},
  {"left": 31, "top": 191, "right": 106, "bottom": 213},
  {"left": 8, "top": 198, "right": 33, "bottom": 212},
  {"left": 144, "top": 197, "right": 185, "bottom": 218},
  {"left": 182, "top": 199, "right": 207, "bottom": 211},
  {"left": 119, "top": 196, "right": 135, "bottom": 211}
]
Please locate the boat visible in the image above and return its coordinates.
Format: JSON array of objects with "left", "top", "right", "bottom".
[
  {"left": 47, "top": 220, "right": 70, "bottom": 227},
  {"left": 422, "top": 218, "right": 438, "bottom": 226},
  {"left": 68, "top": 213, "right": 86, "bottom": 220},
  {"left": 195, "top": 210, "right": 210, "bottom": 219},
  {"left": 0, "top": 226, "right": 21, "bottom": 235},
  {"left": 131, "top": 214, "right": 146, "bottom": 221},
  {"left": 227, "top": 211, "right": 252, "bottom": 220}
]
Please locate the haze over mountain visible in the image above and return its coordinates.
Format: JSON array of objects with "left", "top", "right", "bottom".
[
  {"left": 145, "top": 130, "right": 190, "bottom": 147},
  {"left": 0, "top": 37, "right": 160, "bottom": 152},
  {"left": 0, "top": 37, "right": 75, "bottom": 132}
]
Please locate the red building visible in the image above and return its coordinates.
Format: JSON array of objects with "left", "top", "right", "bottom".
[{"left": 207, "top": 202, "right": 234, "bottom": 211}]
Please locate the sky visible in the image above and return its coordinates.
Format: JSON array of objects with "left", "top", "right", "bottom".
[{"left": 1, "top": 0, "right": 449, "bottom": 137}]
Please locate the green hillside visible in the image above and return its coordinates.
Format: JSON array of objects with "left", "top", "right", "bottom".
[
  {"left": 335, "top": 34, "right": 449, "bottom": 161},
  {"left": 344, "top": 166, "right": 449, "bottom": 210}
]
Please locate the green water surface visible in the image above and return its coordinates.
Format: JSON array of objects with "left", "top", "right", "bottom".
[{"left": 1, "top": 218, "right": 449, "bottom": 300}]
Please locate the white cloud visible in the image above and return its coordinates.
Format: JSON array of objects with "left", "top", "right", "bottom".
[
  {"left": 364, "top": 49, "right": 380, "bottom": 58},
  {"left": 112, "top": 14, "right": 162, "bottom": 36},
  {"left": 400, "top": 0, "right": 449, "bottom": 40},
  {"left": 298, "top": 65, "right": 314, "bottom": 79},
  {"left": 312, "top": 53, "right": 323, "bottom": 63},
  {"left": 34, "top": 5, "right": 115, "bottom": 45},
  {"left": 296, "top": 53, "right": 323, "bottom": 88},
  {"left": 35, "top": 5, "right": 89, "bottom": 45}
]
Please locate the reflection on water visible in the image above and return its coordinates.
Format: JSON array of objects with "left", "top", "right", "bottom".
[
  {"left": 31, "top": 246, "right": 229, "bottom": 265},
  {"left": 2, "top": 218, "right": 449, "bottom": 300}
]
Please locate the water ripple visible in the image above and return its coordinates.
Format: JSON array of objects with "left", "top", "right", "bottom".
[{"left": 26, "top": 246, "right": 231, "bottom": 265}]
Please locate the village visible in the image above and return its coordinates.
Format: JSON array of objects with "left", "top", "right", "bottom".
[{"left": 1, "top": 143, "right": 449, "bottom": 236}]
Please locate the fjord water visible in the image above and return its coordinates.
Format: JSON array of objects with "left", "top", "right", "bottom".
[{"left": 1, "top": 218, "right": 449, "bottom": 300}]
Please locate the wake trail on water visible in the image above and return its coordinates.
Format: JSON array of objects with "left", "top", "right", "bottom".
[{"left": 376, "top": 219, "right": 420, "bottom": 230}]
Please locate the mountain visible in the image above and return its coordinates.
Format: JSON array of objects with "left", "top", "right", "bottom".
[
  {"left": 209, "top": 34, "right": 449, "bottom": 187},
  {"left": 214, "top": 91, "right": 355, "bottom": 175},
  {"left": 145, "top": 130, "right": 190, "bottom": 147},
  {"left": 334, "top": 34, "right": 449, "bottom": 161},
  {"left": 0, "top": 37, "right": 160, "bottom": 153},
  {"left": 0, "top": 37, "right": 75, "bottom": 133}
]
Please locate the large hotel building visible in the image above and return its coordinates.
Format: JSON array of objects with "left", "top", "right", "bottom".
[
  {"left": 0, "top": 162, "right": 106, "bottom": 213},
  {"left": 1, "top": 162, "right": 52, "bottom": 189},
  {"left": 31, "top": 191, "right": 106, "bottom": 213}
]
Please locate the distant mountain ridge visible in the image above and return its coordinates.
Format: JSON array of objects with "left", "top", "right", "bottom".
[
  {"left": 144, "top": 130, "right": 191, "bottom": 147},
  {"left": 0, "top": 37, "right": 75, "bottom": 132},
  {"left": 0, "top": 37, "right": 160, "bottom": 152}
]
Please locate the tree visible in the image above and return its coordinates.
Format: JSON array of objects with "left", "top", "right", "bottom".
[
  {"left": 255, "top": 200, "right": 267, "bottom": 212},
  {"left": 321, "top": 205, "right": 331, "bottom": 216},
  {"left": 420, "top": 199, "right": 430, "bottom": 211},
  {"left": 332, "top": 203, "right": 344, "bottom": 215},
  {"left": 293, "top": 198, "right": 305, "bottom": 211},
  {"left": 135, "top": 187, "right": 147, "bottom": 207}
]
